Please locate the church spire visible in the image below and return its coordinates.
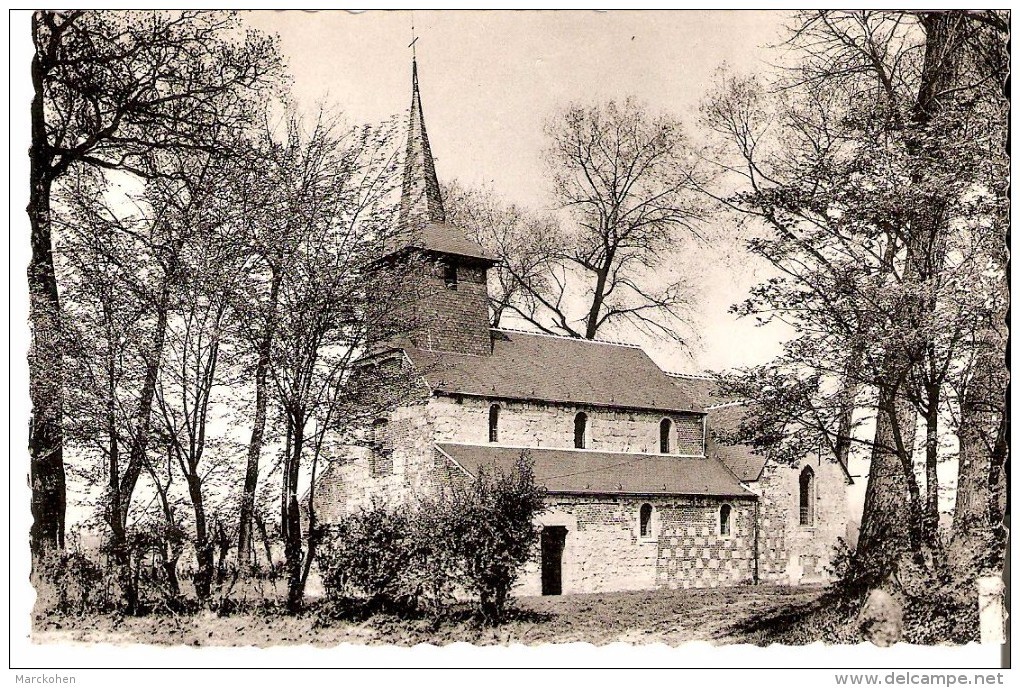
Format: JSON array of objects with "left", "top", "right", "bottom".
[{"left": 399, "top": 58, "right": 446, "bottom": 227}]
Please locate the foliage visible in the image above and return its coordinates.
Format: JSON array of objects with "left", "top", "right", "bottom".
[
  {"left": 702, "top": 10, "right": 1008, "bottom": 590},
  {"left": 35, "top": 546, "right": 111, "bottom": 617},
  {"left": 317, "top": 455, "right": 546, "bottom": 623},
  {"left": 28, "top": 10, "right": 284, "bottom": 555},
  {"left": 318, "top": 502, "right": 420, "bottom": 610},
  {"left": 438, "top": 455, "right": 547, "bottom": 622}
]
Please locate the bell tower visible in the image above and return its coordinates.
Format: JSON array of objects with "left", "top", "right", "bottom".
[{"left": 396, "top": 58, "right": 496, "bottom": 356}]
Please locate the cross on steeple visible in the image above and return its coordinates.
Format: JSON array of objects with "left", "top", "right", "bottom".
[{"left": 409, "top": 14, "right": 418, "bottom": 59}]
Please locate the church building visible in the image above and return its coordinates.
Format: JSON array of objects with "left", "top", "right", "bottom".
[{"left": 313, "top": 61, "right": 852, "bottom": 595}]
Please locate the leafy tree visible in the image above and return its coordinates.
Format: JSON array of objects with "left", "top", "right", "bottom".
[
  {"left": 60, "top": 146, "right": 249, "bottom": 609},
  {"left": 28, "top": 9, "right": 282, "bottom": 558},
  {"left": 703, "top": 10, "right": 1007, "bottom": 593},
  {"left": 151, "top": 151, "right": 253, "bottom": 602},
  {"left": 257, "top": 112, "right": 425, "bottom": 612}
]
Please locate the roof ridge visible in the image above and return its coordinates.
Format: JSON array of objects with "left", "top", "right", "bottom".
[
  {"left": 492, "top": 327, "right": 642, "bottom": 350},
  {"left": 665, "top": 372, "right": 716, "bottom": 380},
  {"left": 705, "top": 400, "right": 748, "bottom": 410}
]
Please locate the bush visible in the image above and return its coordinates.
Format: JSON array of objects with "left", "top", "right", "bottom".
[
  {"left": 316, "top": 453, "right": 546, "bottom": 623},
  {"left": 825, "top": 537, "right": 855, "bottom": 581},
  {"left": 35, "top": 547, "right": 112, "bottom": 616},
  {"left": 438, "top": 454, "right": 546, "bottom": 622},
  {"left": 317, "top": 501, "right": 420, "bottom": 611}
]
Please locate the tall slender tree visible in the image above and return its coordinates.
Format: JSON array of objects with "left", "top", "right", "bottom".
[{"left": 28, "top": 10, "right": 281, "bottom": 558}]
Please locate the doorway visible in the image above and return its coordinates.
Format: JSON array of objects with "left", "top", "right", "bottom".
[{"left": 541, "top": 526, "right": 567, "bottom": 595}]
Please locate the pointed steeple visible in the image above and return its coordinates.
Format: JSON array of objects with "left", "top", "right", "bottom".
[{"left": 399, "top": 59, "right": 446, "bottom": 227}]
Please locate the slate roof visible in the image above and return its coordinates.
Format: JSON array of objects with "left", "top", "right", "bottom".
[
  {"left": 704, "top": 402, "right": 769, "bottom": 482},
  {"left": 704, "top": 402, "right": 853, "bottom": 483},
  {"left": 667, "top": 373, "right": 738, "bottom": 409},
  {"left": 404, "top": 329, "right": 702, "bottom": 414},
  {"left": 410, "top": 223, "right": 497, "bottom": 262},
  {"left": 436, "top": 443, "right": 755, "bottom": 498}
]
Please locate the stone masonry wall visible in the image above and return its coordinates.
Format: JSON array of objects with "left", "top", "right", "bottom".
[
  {"left": 313, "top": 401, "right": 437, "bottom": 520},
  {"left": 432, "top": 396, "right": 705, "bottom": 455},
  {"left": 756, "top": 456, "right": 850, "bottom": 584},
  {"left": 515, "top": 494, "right": 756, "bottom": 596}
]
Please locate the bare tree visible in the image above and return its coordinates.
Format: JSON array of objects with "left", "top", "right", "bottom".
[
  {"left": 442, "top": 182, "right": 563, "bottom": 329},
  {"left": 540, "top": 98, "right": 708, "bottom": 342}
]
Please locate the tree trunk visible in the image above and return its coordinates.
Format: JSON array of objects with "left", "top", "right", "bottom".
[
  {"left": 856, "top": 380, "right": 919, "bottom": 584},
  {"left": 163, "top": 550, "right": 182, "bottom": 598},
  {"left": 922, "top": 383, "right": 942, "bottom": 546},
  {"left": 237, "top": 267, "right": 281, "bottom": 568},
  {"left": 28, "top": 26, "right": 66, "bottom": 560},
  {"left": 283, "top": 416, "right": 305, "bottom": 613},
  {"left": 855, "top": 12, "right": 966, "bottom": 587},
  {"left": 108, "top": 281, "right": 170, "bottom": 612},
  {"left": 285, "top": 493, "right": 303, "bottom": 613},
  {"left": 299, "top": 445, "right": 322, "bottom": 590},
  {"left": 187, "top": 472, "right": 214, "bottom": 602},
  {"left": 584, "top": 261, "right": 612, "bottom": 340},
  {"left": 949, "top": 328, "right": 1007, "bottom": 577},
  {"left": 833, "top": 342, "right": 865, "bottom": 470},
  {"left": 254, "top": 511, "right": 274, "bottom": 569}
]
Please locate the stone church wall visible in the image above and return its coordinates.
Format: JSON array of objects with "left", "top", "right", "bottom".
[
  {"left": 312, "top": 393, "right": 849, "bottom": 594},
  {"left": 755, "top": 456, "right": 850, "bottom": 584},
  {"left": 431, "top": 396, "right": 705, "bottom": 455},
  {"left": 515, "top": 494, "right": 756, "bottom": 596},
  {"left": 312, "top": 401, "right": 437, "bottom": 519}
]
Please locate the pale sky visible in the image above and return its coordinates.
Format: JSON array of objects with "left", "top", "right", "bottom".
[{"left": 244, "top": 10, "right": 796, "bottom": 375}]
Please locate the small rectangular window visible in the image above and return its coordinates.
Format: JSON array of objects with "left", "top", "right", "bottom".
[{"left": 443, "top": 262, "right": 458, "bottom": 289}]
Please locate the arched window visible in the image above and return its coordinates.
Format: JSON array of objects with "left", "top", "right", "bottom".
[
  {"left": 488, "top": 404, "right": 500, "bottom": 443},
  {"left": 799, "top": 466, "right": 815, "bottom": 526},
  {"left": 659, "top": 417, "right": 673, "bottom": 454},
  {"left": 574, "top": 412, "right": 588, "bottom": 449},
  {"left": 371, "top": 417, "right": 389, "bottom": 448},
  {"left": 719, "top": 504, "right": 732, "bottom": 537},
  {"left": 639, "top": 503, "right": 653, "bottom": 538}
]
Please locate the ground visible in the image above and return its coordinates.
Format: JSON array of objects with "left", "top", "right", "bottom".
[{"left": 34, "top": 584, "right": 832, "bottom": 647}]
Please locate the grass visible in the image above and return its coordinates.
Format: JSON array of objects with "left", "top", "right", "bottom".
[{"left": 34, "top": 584, "right": 837, "bottom": 647}]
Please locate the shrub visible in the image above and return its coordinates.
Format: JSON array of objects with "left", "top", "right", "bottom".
[
  {"left": 408, "top": 502, "right": 459, "bottom": 614},
  {"left": 35, "top": 548, "right": 111, "bottom": 616},
  {"left": 438, "top": 453, "right": 546, "bottom": 622},
  {"left": 825, "top": 537, "right": 855, "bottom": 581},
  {"left": 316, "top": 453, "right": 545, "bottom": 623},
  {"left": 317, "top": 501, "right": 419, "bottom": 611}
]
